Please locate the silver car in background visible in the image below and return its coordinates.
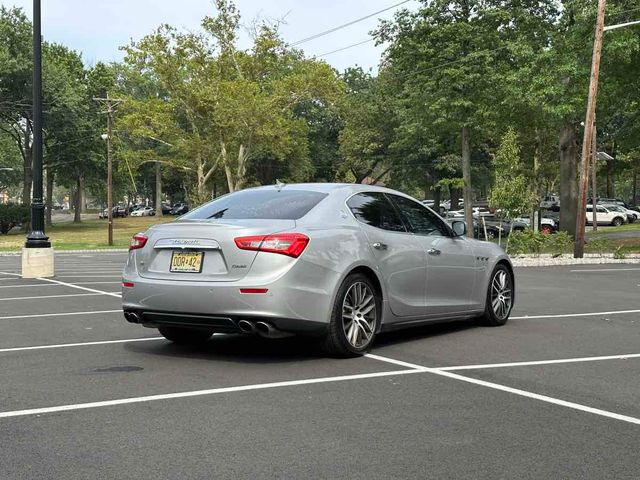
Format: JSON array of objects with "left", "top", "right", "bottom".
[{"left": 122, "top": 183, "right": 514, "bottom": 357}]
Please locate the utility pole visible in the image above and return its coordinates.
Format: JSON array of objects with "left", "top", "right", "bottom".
[
  {"left": 22, "top": 0, "right": 54, "bottom": 278},
  {"left": 94, "top": 94, "right": 123, "bottom": 246},
  {"left": 574, "top": 0, "right": 607, "bottom": 258},
  {"left": 591, "top": 121, "right": 597, "bottom": 231}
]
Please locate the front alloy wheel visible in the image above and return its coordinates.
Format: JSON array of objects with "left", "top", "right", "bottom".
[
  {"left": 481, "top": 264, "right": 513, "bottom": 326},
  {"left": 323, "top": 273, "right": 379, "bottom": 357}
]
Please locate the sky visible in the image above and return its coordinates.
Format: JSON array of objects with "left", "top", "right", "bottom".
[{"left": 3, "top": 0, "right": 420, "bottom": 72}]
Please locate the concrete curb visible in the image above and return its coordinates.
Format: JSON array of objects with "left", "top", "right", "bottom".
[{"left": 510, "top": 253, "right": 640, "bottom": 267}]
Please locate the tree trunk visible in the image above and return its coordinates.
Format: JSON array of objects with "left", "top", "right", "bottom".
[
  {"left": 633, "top": 168, "right": 638, "bottom": 206},
  {"left": 21, "top": 121, "right": 33, "bottom": 207},
  {"left": 605, "top": 160, "right": 614, "bottom": 198},
  {"left": 450, "top": 186, "right": 460, "bottom": 211},
  {"left": 45, "top": 167, "right": 53, "bottom": 227},
  {"left": 559, "top": 122, "right": 579, "bottom": 237},
  {"left": 155, "top": 161, "right": 163, "bottom": 217},
  {"left": 461, "top": 126, "right": 473, "bottom": 238},
  {"left": 433, "top": 185, "right": 441, "bottom": 213},
  {"left": 74, "top": 176, "right": 82, "bottom": 223},
  {"left": 79, "top": 175, "right": 86, "bottom": 213}
]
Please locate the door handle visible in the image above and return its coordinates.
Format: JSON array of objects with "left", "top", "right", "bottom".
[
  {"left": 372, "top": 242, "right": 388, "bottom": 250},
  {"left": 427, "top": 248, "right": 441, "bottom": 256}
]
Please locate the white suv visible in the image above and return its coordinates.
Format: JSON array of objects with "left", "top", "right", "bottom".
[{"left": 586, "top": 205, "right": 626, "bottom": 226}]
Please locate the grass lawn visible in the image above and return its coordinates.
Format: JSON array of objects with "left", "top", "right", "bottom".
[
  {"left": 0, "top": 216, "right": 174, "bottom": 251},
  {"left": 586, "top": 222, "right": 640, "bottom": 235}
]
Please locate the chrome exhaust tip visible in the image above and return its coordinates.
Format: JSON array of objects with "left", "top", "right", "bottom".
[{"left": 238, "top": 319, "right": 256, "bottom": 334}]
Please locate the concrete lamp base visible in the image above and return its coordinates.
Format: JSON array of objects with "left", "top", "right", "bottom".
[{"left": 21, "top": 247, "right": 54, "bottom": 278}]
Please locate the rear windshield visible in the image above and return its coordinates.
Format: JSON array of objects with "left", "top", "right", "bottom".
[{"left": 181, "top": 189, "right": 328, "bottom": 221}]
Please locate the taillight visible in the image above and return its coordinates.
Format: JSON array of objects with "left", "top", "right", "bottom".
[
  {"left": 234, "top": 233, "right": 309, "bottom": 258},
  {"left": 129, "top": 233, "right": 148, "bottom": 251}
]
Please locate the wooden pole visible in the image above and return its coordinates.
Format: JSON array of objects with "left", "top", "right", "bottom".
[
  {"left": 574, "top": 0, "right": 607, "bottom": 258},
  {"left": 591, "top": 122, "right": 598, "bottom": 231}
]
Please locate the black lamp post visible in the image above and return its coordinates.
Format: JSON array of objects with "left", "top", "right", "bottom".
[{"left": 25, "top": 0, "right": 50, "bottom": 249}]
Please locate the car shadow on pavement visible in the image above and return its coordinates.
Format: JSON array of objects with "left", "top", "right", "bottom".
[
  {"left": 373, "top": 319, "right": 480, "bottom": 348},
  {"left": 124, "top": 333, "right": 329, "bottom": 364}
]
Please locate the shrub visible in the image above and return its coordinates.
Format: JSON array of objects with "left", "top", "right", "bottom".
[
  {"left": 507, "top": 230, "right": 573, "bottom": 255},
  {"left": 0, "top": 204, "right": 30, "bottom": 234}
]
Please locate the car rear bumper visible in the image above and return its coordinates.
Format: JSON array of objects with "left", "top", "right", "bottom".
[{"left": 121, "top": 264, "right": 339, "bottom": 336}]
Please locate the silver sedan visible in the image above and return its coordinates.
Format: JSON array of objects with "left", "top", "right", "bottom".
[{"left": 122, "top": 183, "right": 514, "bottom": 357}]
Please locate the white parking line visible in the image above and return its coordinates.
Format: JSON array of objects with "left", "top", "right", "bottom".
[
  {"left": 0, "top": 310, "right": 121, "bottom": 320},
  {"left": 0, "top": 369, "right": 420, "bottom": 419},
  {"left": 432, "top": 369, "right": 640, "bottom": 426},
  {"left": 0, "top": 283, "right": 62, "bottom": 289},
  {"left": 570, "top": 268, "right": 640, "bottom": 273},
  {"left": 511, "top": 309, "right": 640, "bottom": 320},
  {"left": 55, "top": 275, "right": 122, "bottom": 279},
  {"left": 37, "top": 277, "right": 122, "bottom": 298},
  {"left": 438, "top": 353, "right": 640, "bottom": 371},
  {"left": 367, "top": 354, "right": 640, "bottom": 426},
  {"left": 0, "top": 337, "right": 162, "bottom": 353},
  {"left": 0, "top": 293, "right": 104, "bottom": 301}
]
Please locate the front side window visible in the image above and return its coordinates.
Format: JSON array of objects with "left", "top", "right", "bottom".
[
  {"left": 347, "top": 192, "right": 406, "bottom": 232},
  {"left": 182, "top": 189, "right": 328, "bottom": 221},
  {"left": 388, "top": 194, "right": 449, "bottom": 236}
]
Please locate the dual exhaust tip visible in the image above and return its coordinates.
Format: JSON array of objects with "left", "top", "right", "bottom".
[{"left": 238, "top": 319, "right": 290, "bottom": 339}]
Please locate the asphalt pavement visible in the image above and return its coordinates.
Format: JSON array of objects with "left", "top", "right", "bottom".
[{"left": 0, "top": 253, "right": 638, "bottom": 479}]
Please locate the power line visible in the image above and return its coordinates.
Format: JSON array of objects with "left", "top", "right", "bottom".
[
  {"left": 291, "top": 0, "right": 412, "bottom": 46},
  {"left": 317, "top": 39, "right": 375, "bottom": 57}
]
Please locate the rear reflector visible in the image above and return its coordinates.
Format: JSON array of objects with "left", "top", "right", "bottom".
[
  {"left": 239, "top": 288, "right": 269, "bottom": 294},
  {"left": 122, "top": 281, "right": 135, "bottom": 288},
  {"left": 234, "top": 233, "right": 309, "bottom": 258}
]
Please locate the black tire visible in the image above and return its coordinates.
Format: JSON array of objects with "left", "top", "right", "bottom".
[
  {"left": 480, "top": 264, "right": 514, "bottom": 327},
  {"left": 158, "top": 327, "right": 213, "bottom": 345},
  {"left": 612, "top": 217, "right": 623, "bottom": 227},
  {"left": 322, "top": 273, "right": 381, "bottom": 358}
]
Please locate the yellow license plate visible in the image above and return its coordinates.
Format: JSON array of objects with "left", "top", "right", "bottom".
[{"left": 170, "top": 251, "right": 204, "bottom": 273}]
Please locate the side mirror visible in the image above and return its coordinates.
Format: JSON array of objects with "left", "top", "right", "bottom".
[{"left": 451, "top": 220, "right": 466, "bottom": 237}]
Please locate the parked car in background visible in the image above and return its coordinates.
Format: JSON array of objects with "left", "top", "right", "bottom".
[
  {"left": 161, "top": 204, "right": 173, "bottom": 215},
  {"left": 99, "top": 206, "right": 128, "bottom": 219},
  {"left": 586, "top": 205, "right": 626, "bottom": 226},
  {"left": 130, "top": 206, "right": 155, "bottom": 217},
  {"left": 601, "top": 204, "right": 638, "bottom": 223},
  {"left": 540, "top": 194, "right": 560, "bottom": 211},
  {"left": 511, "top": 217, "right": 558, "bottom": 234},
  {"left": 170, "top": 203, "right": 189, "bottom": 215}
]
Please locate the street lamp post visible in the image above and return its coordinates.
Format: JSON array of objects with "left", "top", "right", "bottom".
[
  {"left": 25, "top": 0, "right": 50, "bottom": 250},
  {"left": 22, "top": 0, "right": 54, "bottom": 278}
]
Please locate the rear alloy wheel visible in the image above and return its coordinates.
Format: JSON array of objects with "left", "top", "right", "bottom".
[
  {"left": 612, "top": 217, "right": 623, "bottom": 227},
  {"left": 481, "top": 264, "right": 513, "bottom": 326},
  {"left": 158, "top": 327, "right": 213, "bottom": 345},
  {"left": 322, "top": 273, "right": 379, "bottom": 357}
]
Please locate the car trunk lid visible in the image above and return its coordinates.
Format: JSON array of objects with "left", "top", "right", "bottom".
[{"left": 136, "top": 219, "right": 296, "bottom": 282}]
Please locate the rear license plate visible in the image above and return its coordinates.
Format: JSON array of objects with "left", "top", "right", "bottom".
[{"left": 170, "top": 251, "right": 204, "bottom": 273}]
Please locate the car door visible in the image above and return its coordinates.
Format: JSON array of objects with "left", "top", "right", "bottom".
[
  {"left": 388, "top": 194, "right": 477, "bottom": 316},
  {"left": 346, "top": 192, "right": 427, "bottom": 318}
]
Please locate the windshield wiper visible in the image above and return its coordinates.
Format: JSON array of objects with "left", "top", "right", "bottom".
[{"left": 207, "top": 208, "right": 228, "bottom": 219}]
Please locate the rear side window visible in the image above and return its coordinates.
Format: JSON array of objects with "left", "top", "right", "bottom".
[
  {"left": 182, "top": 189, "right": 328, "bottom": 220},
  {"left": 347, "top": 192, "right": 406, "bottom": 232},
  {"left": 388, "top": 194, "right": 450, "bottom": 236}
]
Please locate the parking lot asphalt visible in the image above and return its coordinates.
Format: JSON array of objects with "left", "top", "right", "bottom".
[{"left": 0, "top": 253, "right": 638, "bottom": 479}]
